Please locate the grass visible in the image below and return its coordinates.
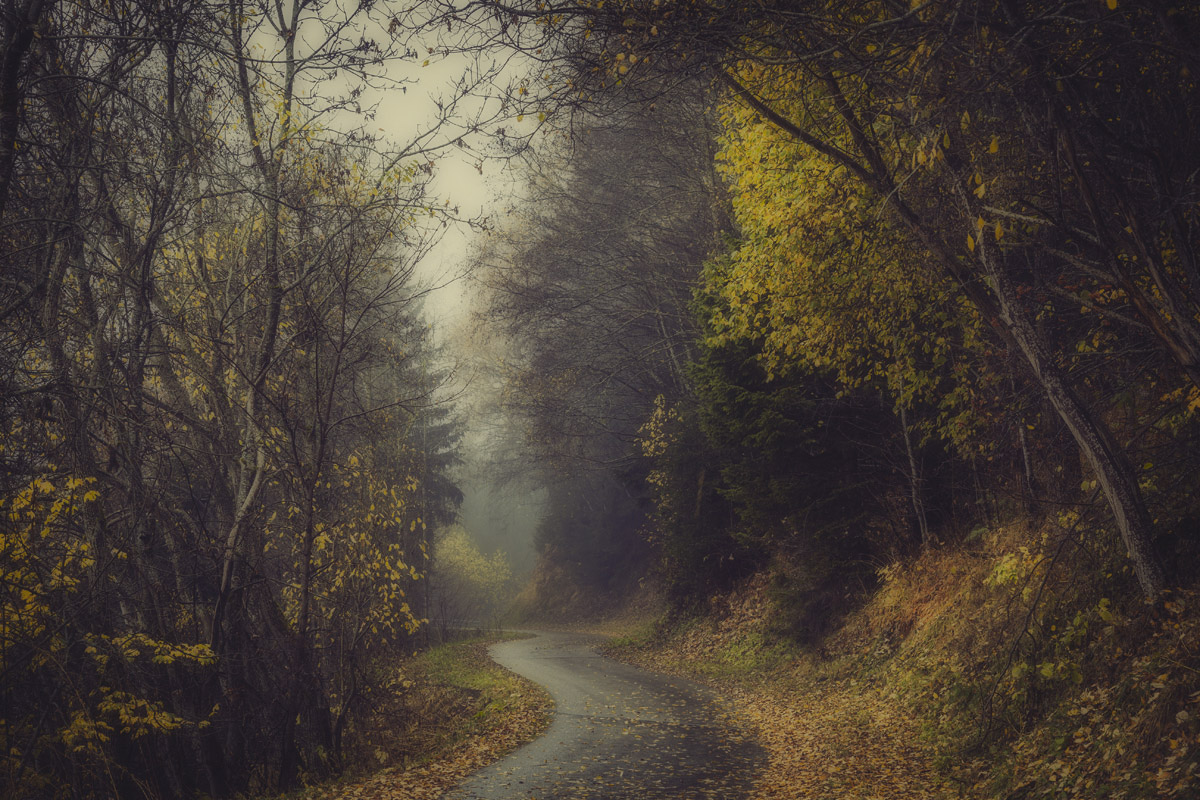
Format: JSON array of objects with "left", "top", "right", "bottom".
[
  {"left": 265, "top": 633, "right": 553, "bottom": 800},
  {"left": 362, "top": 633, "right": 547, "bottom": 772},
  {"left": 605, "top": 617, "right": 661, "bottom": 649},
  {"left": 419, "top": 637, "right": 511, "bottom": 694}
]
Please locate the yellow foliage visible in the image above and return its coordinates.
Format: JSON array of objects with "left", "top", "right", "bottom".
[
  {"left": 711, "top": 62, "right": 991, "bottom": 451},
  {"left": 0, "top": 475, "right": 100, "bottom": 669},
  {"left": 271, "top": 454, "right": 424, "bottom": 649},
  {"left": 432, "top": 524, "right": 513, "bottom": 623}
]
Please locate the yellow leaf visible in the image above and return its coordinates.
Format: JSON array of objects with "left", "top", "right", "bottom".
[
  {"left": 995, "top": 221, "right": 1004, "bottom": 240},
  {"left": 989, "top": 136, "right": 999, "bottom": 154},
  {"left": 967, "top": 234, "right": 976, "bottom": 252}
]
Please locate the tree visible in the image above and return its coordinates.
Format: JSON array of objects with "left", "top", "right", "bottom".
[
  {"left": 469, "top": 77, "right": 728, "bottom": 598},
  {"left": 456, "top": 0, "right": 1200, "bottom": 601},
  {"left": 429, "top": 524, "right": 513, "bottom": 635},
  {"left": 0, "top": 0, "right": 475, "bottom": 793}
]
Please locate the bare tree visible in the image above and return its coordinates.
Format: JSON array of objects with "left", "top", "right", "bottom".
[
  {"left": 0, "top": 0, "right": 478, "bottom": 794},
  {"left": 469, "top": 77, "right": 727, "bottom": 597}
]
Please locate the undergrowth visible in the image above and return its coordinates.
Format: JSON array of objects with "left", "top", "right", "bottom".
[
  {"left": 611, "top": 519, "right": 1200, "bottom": 799},
  {"left": 268, "top": 634, "right": 553, "bottom": 800}
]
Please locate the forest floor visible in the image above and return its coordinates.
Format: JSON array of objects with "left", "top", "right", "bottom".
[
  {"left": 601, "top": 573, "right": 957, "bottom": 800},
  {"left": 283, "top": 636, "right": 553, "bottom": 800},
  {"left": 598, "top": 524, "right": 1200, "bottom": 800}
]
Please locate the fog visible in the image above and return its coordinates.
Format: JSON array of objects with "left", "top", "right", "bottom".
[
  {"left": 456, "top": 476, "right": 544, "bottom": 577},
  {"left": 356, "top": 40, "right": 545, "bottom": 572}
]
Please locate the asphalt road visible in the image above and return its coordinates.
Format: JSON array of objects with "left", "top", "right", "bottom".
[{"left": 443, "top": 631, "right": 763, "bottom": 799}]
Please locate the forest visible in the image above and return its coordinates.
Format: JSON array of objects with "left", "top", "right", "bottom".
[{"left": 2, "top": 0, "right": 1199, "bottom": 798}]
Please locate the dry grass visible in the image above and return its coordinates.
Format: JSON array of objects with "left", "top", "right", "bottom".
[
  {"left": 284, "top": 638, "right": 553, "bottom": 800},
  {"left": 609, "top": 520, "right": 1200, "bottom": 799}
]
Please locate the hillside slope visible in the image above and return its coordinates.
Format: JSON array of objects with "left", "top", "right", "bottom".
[{"left": 607, "top": 523, "right": 1200, "bottom": 799}]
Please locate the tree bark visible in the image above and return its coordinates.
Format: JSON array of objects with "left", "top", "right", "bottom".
[
  {"left": 977, "top": 242, "right": 1166, "bottom": 599},
  {"left": 898, "top": 401, "right": 931, "bottom": 550}
]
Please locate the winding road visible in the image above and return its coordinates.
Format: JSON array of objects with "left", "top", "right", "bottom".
[{"left": 443, "top": 631, "right": 763, "bottom": 799}]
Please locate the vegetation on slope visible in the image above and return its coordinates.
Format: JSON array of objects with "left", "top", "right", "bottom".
[
  {"left": 609, "top": 522, "right": 1200, "bottom": 799},
  {"left": 479, "top": 0, "right": 1200, "bottom": 628},
  {"left": 293, "top": 636, "right": 552, "bottom": 800}
]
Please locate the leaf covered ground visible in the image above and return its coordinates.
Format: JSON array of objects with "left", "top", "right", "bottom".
[
  {"left": 605, "top": 526, "right": 1200, "bottom": 800},
  {"left": 291, "top": 637, "right": 552, "bottom": 800},
  {"left": 606, "top": 573, "right": 957, "bottom": 800}
]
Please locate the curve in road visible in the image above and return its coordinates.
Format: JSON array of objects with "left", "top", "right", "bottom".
[{"left": 443, "top": 631, "right": 763, "bottom": 799}]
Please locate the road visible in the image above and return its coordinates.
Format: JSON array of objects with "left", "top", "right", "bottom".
[{"left": 443, "top": 631, "right": 763, "bottom": 799}]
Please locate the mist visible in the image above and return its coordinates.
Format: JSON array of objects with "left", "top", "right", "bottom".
[{"left": 455, "top": 475, "right": 544, "bottom": 578}]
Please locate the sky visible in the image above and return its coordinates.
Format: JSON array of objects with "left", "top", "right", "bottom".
[{"left": 285, "top": 7, "right": 534, "bottom": 331}]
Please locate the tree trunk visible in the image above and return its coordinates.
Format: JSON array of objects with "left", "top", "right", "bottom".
[
  {"left": 807, "top": 68, "right": 1168, "bottom": 601},
  {"left": 898, "top": 402, "right": 932, "bottom": 550},
  {"left": 978, "top": 244, "right": 1166, "bottom": 600},
  {"left": 1009, "top": 369, "right": 1039, "bottom": 514}
]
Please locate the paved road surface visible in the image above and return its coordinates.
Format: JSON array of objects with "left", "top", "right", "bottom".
[{"left": 443, "top": 631, "right": 763, "bottom": 799}]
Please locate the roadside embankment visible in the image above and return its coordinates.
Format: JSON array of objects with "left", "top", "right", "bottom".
[
  {"left": 283, "top": 636, "right": 553, "bottom": 800},
  {"left": 605, "top": 523, "right": 1200, "bottom": 799}
]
